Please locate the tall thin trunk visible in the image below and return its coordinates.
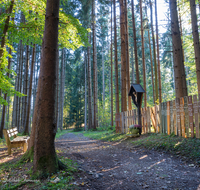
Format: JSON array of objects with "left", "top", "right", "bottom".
[
  {"left": 102, "top": 47, "right": 105, "bottom": 109},
  {"left": 56, "top": 49, "right": 59, "bottom": 131},
  {"left": 155, "top": 0, "right": 162, "bottom": 104},
  {"left": 114, "top": 0, "right": 120, "bottom": 114},
  {"left": 119, "top": 0, "right": 127, "bottom": 112},
  {"left": 131, "top": 0, "right": 140, "bottom": 84},
  {"left": 92, "top": 0, "right": 98, "bottom": 129},
  {"left": 169, "top": 0, "right": 187, "bottom": 98},
  {"left": 150, "top": 0, "right": 158, "bottom": 103},
  {"left": 189, "top": 0, "right": 200, "bottom": 94},
  {"left": 124, "top": 0, "right": 132, "bottom": 110},
  {"left": 24, "top": 44, "right": 36, "bottom": 134},
  {"left": 59, "top": 49, "right": 65, "bottom": 131},
  {"left": 131, "top": 46, "right": 135, "bottom": 83},
  {"left": 0, "top": 48, "right": 12, "bottom": 138},
  {"left": 146, "top": 6, "right": 155, "bottom": 104},
  {"left": 87, "top": 32, "right": 93, "bottom": 129},
  {"left": 111, "top": 1, "right": 113, "bottom": 126},
  {"left": 140, "top": 0, "right": 147, "bottom": 108},
  {"left": 84, "top": 52, "right": 87, "bottom": 130}
]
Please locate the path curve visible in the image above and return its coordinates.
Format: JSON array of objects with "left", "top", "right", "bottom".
[{"left": 56, "top": 133, "right": 200, "bottom": 190}]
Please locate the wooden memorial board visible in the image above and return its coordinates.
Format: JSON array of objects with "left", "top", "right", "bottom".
[
  {"left": 180, "top": 97, "right": 185, "bottom": 138},
  {"left": 176, "top": 98, "right": 181, "bottom": 136},
  {"left": 147, "top": 107, "right": 151, "bottom": 133},
  {"left": 157, "top": 105, "right": 160, "bottom": 133},
  {"left": 184, "top": 96, "right": 189, "bottom": 137},
  {"left": 167, "top": 101, "right": 170, "bottom": 135},
  {"left": 193, "top": 95, "right": 199, "bottom": 138},
  {"left": 173, "top": 100, "right": 177, "bottom": 135},
  {"left": 115, "top": 113, "right": 120, "bottom": 133},
  {"left": 188, "top": 96, "right": 194, "bottom": 138},
  {"left": 121, "top": 112, "right": 124, "bottom": 134},
  {"left": 170, "top": 101, "right": 174, "bottom": 135}
]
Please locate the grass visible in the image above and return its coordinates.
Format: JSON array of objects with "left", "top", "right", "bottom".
[
  {"left": 131, "top": 133, "right": 200, "bottom": 164},
  {"left": 0, "top": 128, "right": 77, "bottom": 190},
  {"left": 71, "top": 127, "right": 127, "bottom": 142}
]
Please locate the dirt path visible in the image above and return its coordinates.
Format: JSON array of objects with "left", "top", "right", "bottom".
[{"left": 56, "top": 133, "right": 200, "bottom": 190}]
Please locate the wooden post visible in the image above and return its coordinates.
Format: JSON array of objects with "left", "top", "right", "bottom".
[
  {"left": 184, "top": 96, "right": 189, "bottom": 137},
  {"left": 164, "top": 102, "right": 167, "bottom": 134},
  {"left": 176, "top": 98, "right": 181, "bottom": 136},
  {"left": 170, "top": 101, "right": 174, "bottom": 134},
  {"left": 180, "top": 97, "right": 185, "bottom": 137},
  {"left": 167, "top": 101, "right": 170, "bottom": 135},
  {"left": 157, "top": 105, "right": 160, "bottom": 132},
  {"left": 188, "top": 96, "right": 194, "bottom": 137},
  {"left": 147, "top": 107, "right": 151, "bottom": 133},
  {"left": 121, "top": 112, "right": 124, "bottom": 134},
  {"left": 193, "top": 95, "right": 199, "bottom": 138},
  {"left": 173, "top": 100, "right": 177, "bottom": 135}
]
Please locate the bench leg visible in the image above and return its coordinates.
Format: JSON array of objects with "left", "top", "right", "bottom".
[
  {"left": 8, "top": 146, "right": 11, "bottom": 155},
  {"left": 23, "top": 143, "right": 28, "bottom": 152}
]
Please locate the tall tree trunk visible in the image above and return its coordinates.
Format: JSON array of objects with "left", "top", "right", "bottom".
[
  {"left": 131, "top": 46, "right": 135, "bottom": 83},
  {"left": 119, "top": 0, "right": 127, "bottom": 112},
  {"left": 102, "top": 47, "right": 105, "bottom": 109},
  {"left": 114, "top": 0, "right": 120, "bottom": 114},
  {"left": 155, "top": 0, "right": 162, "bottom": 104},
  {"left": 124, "top": 0, "right": 132, "bottom": 110},
  {"left": 84, "top": 52, "right": 87, "bottom": 130},
  {"left": 22, "top": 45, "right": 30, "bottom": 129},
  {"left": 111, "top": 1, "right": 113, "bottom": 126},
  {"left": 56, "top": 49, "right": 59, "bottom": 131},
  {"left": 0, "top": 48, "right": 12, "bottom": 138},
  {"left": 87, "top": 32, "right": 93, "bottom": 129},
  {"left": 92, "top": 0, "right": 98, "bottom": 129},
  {"left": 150, "top": 0, "right": 158, "bottom": 103},
  {"left": 140, "top": 0, "right": 147, "bottom": 108},
  {"left": 24, "top": 44, "right": 36, "bottom": 135},
  {"left": 33, "top": 0, "right": 61, "bottom": 174},
  {"left": 131, "top": 0, "right": 140, "bottom": 84},
  {"left": 146, "top": 5, "right": 155, "bottom": 104},
  {"left": 190, "top": 0, "right": 200, "bottom": 94},
  {"left": 169, "top": 0, "right": 188, "bottom": 98},
  {"left": 59, "top": 49, "right": 65, "bottom": 131}
]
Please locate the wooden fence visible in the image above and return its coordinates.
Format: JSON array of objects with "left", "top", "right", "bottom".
[{"left": 115, "top": 94, "right": 200, "bottom": 138}]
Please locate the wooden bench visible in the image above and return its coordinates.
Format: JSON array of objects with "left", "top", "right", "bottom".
[{"left": 3, "top": 127, "right": 30, "bottom": 155}]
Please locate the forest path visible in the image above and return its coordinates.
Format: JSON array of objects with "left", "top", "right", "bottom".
[{"left": 56, "top": 132, "right": 200, "bottom": 190}]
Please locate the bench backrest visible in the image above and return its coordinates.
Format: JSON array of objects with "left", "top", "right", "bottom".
[{"left": 3, "top": 127, "right": 18, "bottom": 145}]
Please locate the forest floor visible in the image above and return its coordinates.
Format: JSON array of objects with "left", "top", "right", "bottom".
[
  {"left": 0, "top": 131, "right": 200, "bottom": 189},
  {"left": 57, "top": 132, "right": 200, "bottom": 190}
]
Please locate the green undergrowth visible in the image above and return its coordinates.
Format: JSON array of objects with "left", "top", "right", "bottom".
[
  {"left": 132, "top": 133, "right": 200, "bottom": 164},
  {"left": 72, "top": 127, "right": 127, "bottom": 142},
  {"left": 0, "top": 154, "right": 78, "bottom": 190}
]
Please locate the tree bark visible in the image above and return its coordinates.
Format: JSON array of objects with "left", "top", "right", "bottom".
[
  {"left": 114, "top": 0, "right": 120, "bottom": 114},
  {"left": 24, "top": 44, "right": 36, "bottom": 135},
  {"left": 150, "top": 0, "right": 158, "bottom": 103},
  {"left": 119, "top": 0, "right": 127, "bottom": 112},
  {"left": 92, "top": 0, "right": 98, "bottom": 129},
  {"left": 189, "top": 0, "right": 200, "bottom": 94},
  {"left": 87, "top": 32, "right": 93, "bottom": 129},
  {"left": 84, "top": 51, "right": 87, "bottom": 130},
  {"left": 155, "top": 0, "right": 162, "bottom": 104},
  {"left": 169, "top": 0, "right": 188, "bottom": 98},
  {"left": 33, "top": 0, "right": 60, "bottom": 174},
  {"left": 140, "top": 0, "right": 147, "bottom": 108},
  {"left": 131, "top": 0, "right": 140, "bottom": 84},
  {"left": 111, "top": 1, "right": 113, "bottom": 126}
]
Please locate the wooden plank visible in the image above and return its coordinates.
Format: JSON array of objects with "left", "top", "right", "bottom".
[
  {"left": 147, "top": 107, "right": 151, "bottom": 133},
  {"left": 164, "top": 102, "right": 167, "bottom": 134},
  {"left": 121, "top": 112, "right": 124, "bottom": 134},
  {"left": 173, "top": 100, "right": 177, "bottom": 135},
  {"left": 156, "top": 105, "right": 159, "bottom": 133},
  {"left": 167, "top": 101, "right": 170, "bottom": 135},
  {"left": 184, "top": 96, "right": 189, "bottom": 138},
  {"left": 170, "top": 101, "right": 174, "bottom": 134},
  {"left": 176, "top": 98, "right": 181, "bottom": 136},
  {"left": 150, "top": 107, "right": 156, "bottom": 131},
  {"left": 188, "top": 96, "right": 194, "bottom": 138},
  {"left": 193, "top": 95, "right": 199, "bottom": 138},
  {"left": 198, "top": 94, "right": 200, "bottom": 138},
  {"left": 180, "top": 97, "right": 185, "bottom": 137}
]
